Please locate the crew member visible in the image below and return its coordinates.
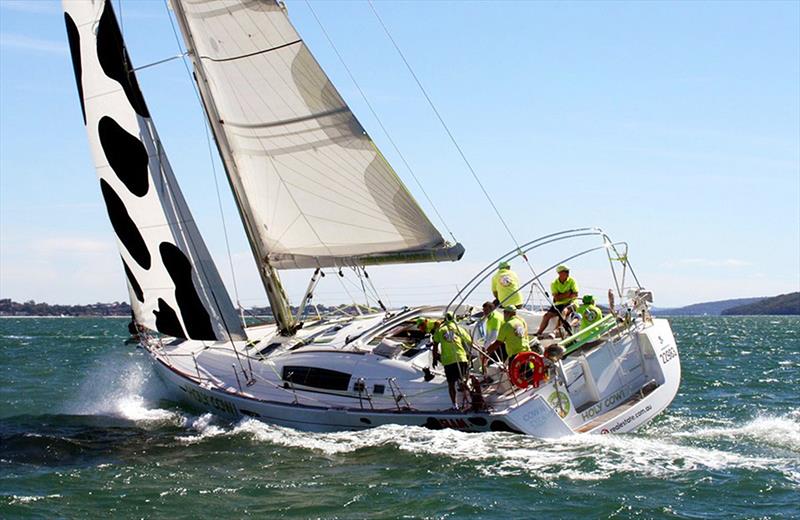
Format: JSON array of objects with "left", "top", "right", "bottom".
[
  {"left": 432, "top": 313, "right": 472, "bottom": 409},
  {"left": 484, "top": 305, "right": 530, "bottom": 369},
  {"left": 480, "top": 301, "right": 504, "bottom": 347},
  {"left": 491, "top": 261, "right": 524, "bottom": 308},
  {"left": 416, "top": 317, "right": 441, "bottom": 335},
  {"left": 535, "top": 264, "right": 579, "bottom": 336},
  {"left": 576, "top": 294, "right": 603, "bottom": 330}
]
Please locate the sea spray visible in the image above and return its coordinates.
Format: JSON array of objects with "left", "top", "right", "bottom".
[{"left": 61, "top": 349, "right": 183, "bottom": 427}]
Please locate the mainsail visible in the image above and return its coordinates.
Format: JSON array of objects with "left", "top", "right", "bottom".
[
  {"left": 169, "top": 0, "right": 464, "bottom": 270},
  {"left": 63, "top": 0, "right": 245, "bottom": 341}
]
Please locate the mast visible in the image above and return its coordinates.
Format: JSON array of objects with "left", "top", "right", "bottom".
[{"left": 169, "top": 0, "right": 297, "bottom": 333}]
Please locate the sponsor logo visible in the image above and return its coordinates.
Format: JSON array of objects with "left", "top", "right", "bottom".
[
  {"left": 604, "top": 404, "right": 653, "bottom": 434},
  {"left": 548, "top": 391, "right": 570, "bottom": 417}
]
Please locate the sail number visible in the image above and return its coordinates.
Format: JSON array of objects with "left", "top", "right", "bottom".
[{"left": 659, "top": 346, "right": 677, "bottom": 364}]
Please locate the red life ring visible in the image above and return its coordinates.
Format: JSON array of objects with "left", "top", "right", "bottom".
[{"left": 509, "top": 351, "right": 546, "bottom": 389}]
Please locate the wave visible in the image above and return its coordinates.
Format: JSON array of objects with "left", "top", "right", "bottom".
[
  {"left": 674, "top": 410, "right": 800, "bottom": 452},
  {"left": 172, "top": 411, "right": 800, "bottom": 483}
]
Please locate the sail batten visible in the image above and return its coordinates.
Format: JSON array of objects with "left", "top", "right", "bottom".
[{"left": 171, "top": 0, "right": 462, "bottom": 271}]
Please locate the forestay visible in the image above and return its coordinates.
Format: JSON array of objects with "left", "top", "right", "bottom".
[
  {"left": 63, "top": 0, "right": 245, "bottom": 341},
  {"left": 171, "top": 0, "right": 464, "bottom": 269}
]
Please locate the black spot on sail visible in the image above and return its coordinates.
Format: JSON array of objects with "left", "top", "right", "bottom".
[
  {"left": 99, "top": 179, "right": 151, "bottom": 270},
  {"left": 154, "top": 298, "right": 185, "bottom": 338},
  {"left": 99, "top": 116, "right": 149, "bottom": 197},
  {"left": 122, "top": 258, "right": 144, "bottom": 303},
  {"left": 95, "top": 1, "right": 150, "bottom": 118},
  {"left": 159, "top": 242, "right": 217, "bottom": 341},
  {"left": 64, "top": 13, "right": 86, "bottom": 124}
]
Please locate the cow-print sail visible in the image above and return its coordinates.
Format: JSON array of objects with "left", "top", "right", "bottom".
[
  {"left": 64, "top": 13, "right": 85, "bottom": 124},
  {"left": 99, "top": 179, "right": 151, "bottom": 269},
  {"left": 159, "top": 243, "right": 216, "bottom": 340},
  {"left": 63, "top": 0, "right": 245, "bottom": 342},
  {"left": 96, "top": 1, "right": 149, "bottom": 118},
  {"left": 98, "top": 116, "right": 149, "bottom": 197},
  {"left": 123, "top": 258, "right": 144, "bottom": 303},
  {"left": 154, "top": 298, "right": 185, "bottom": 338}
]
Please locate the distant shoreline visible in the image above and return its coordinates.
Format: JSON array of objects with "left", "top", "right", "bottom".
[{"left": 2, "top": 294, "right": 797, "bottom": 317}]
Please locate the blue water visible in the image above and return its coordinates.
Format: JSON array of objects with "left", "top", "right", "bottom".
[{"left": 1, "top": 317, "right": 798, "bottom": 518}]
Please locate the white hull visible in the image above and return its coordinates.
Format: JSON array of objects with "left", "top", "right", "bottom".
[{"left": 145, "top": 310, "right": 680, "bottom": 438}]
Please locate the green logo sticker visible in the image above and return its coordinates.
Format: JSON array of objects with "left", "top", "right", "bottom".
[{"left": 548, "top": 390, "right": 571, "bottom": 417}]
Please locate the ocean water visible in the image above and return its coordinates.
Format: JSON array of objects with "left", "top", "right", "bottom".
[{"left": 1, "top": 317, "right": 798, "bottom": 519}]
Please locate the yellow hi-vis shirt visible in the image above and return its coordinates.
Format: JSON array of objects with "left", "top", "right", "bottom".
[
  {"left": 551, "top": 277, "right": 579, "bottom": 305},
  {"left": 433, "top": 321, "right": 471, "bottom": 366},
  {"left": 576, "top": 303, "right": 603, "bottom": 329},
  {"left": 491, "top": 268, "right": 524, "bottom": 307},
  {"left": 496, "top": 316, "right": 530, "bottom": 357},
  {"left": 486, "top": 309, "right": 504, "bottom": 333},
  {"left": 419, "top": 318, "right": 441, "bottom": 334}
]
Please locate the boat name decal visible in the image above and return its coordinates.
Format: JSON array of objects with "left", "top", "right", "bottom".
[
  {"left": 600, "top": 403, "right": 653, "bottom": 434},
  {"left": 184, "top": 386, "right": 238, "bottom": 416},
  {"left": 579, "top": 383, "right": 637, "bottom": 422}
]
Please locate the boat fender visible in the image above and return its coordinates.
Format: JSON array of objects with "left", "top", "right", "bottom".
[{"left": 509, "top": 352, "right": 546, "bottom": 389}]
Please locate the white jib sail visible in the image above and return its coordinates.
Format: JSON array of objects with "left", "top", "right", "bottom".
[
  {"left": 171, "top": 0, "right": 464, "bottom": 270},
  {"left": 63, "top": 0, "right": 245, "bottom": 341}
]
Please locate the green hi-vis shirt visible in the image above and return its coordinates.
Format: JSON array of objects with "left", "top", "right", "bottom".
[
  {"left": 576, "top": 303, "right": 603, "bottom": 329},
  {"left": 496, "top": 316, "right": 530, "bottom": 357},
  {"left": 492, "top": 268, "right": 524, "bottom": 307},
  {"left": 486, "top": 309, "right": 504, "bottom": 333},
  {"left": 551, "top": 276, "right": 579, "bottom": 305},
  {"left": 433, "top": 322, "right": 471, "bottom": 366}
]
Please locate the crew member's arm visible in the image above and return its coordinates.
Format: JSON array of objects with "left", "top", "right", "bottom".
[
  {"left": 552, "top": 291, "right": 574, "bottom": 301},
  {"left": 482, "top": 340, "right": 503, "bottom": 371}
]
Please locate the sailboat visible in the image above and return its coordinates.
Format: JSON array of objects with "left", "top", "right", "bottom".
[{"left": 61, "top": 0, "right": 680, "bottom": 437}]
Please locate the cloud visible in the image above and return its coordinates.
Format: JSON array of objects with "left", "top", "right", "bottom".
[
  {"left": 662, "top": 258, "right": 752, "bottom": 269},
  {"left": 0, "top": 33, "right": 67, "bottom": 55}
]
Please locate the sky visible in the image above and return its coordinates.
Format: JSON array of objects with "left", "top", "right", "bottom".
[{"left": 0, "top": 0, "right": 798, "bottom": 309}]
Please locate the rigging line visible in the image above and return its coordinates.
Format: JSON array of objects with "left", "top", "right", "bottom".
[
  {"left": 367, "top": 0, "right": 551, "bottom": 300},
  {"left": 336, "top": 271, "right": 364, "bottom": 315},
  {"left": 359, "top": 266, "right": 389, "bottom": 310},
  {"left": 162, "top": 0, "right": 244, "bottom": 316},
  {"left": 302, "top": 0, "right": 457, "bottom": 243},
  {"left": 365, "top": 1, "right": 520, "bottom": 253},
  {"left": 132, "top": 52, "right": 188, "bottom": 72},
  {"left": 354, "top": 267, "right": 373, "bottom": 310}
]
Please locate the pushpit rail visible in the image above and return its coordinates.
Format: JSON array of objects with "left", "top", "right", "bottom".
[{"left": 445, "top": 228, "right": 643, "bottom": 315}]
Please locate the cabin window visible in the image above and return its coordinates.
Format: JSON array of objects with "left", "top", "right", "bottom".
[{"left": 282, "top": 365, "right": 351, "bottom": 391}]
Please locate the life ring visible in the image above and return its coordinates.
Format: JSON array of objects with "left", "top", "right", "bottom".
[{"left": 509, "top": 351, "right": 546, "bottom": 389}]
